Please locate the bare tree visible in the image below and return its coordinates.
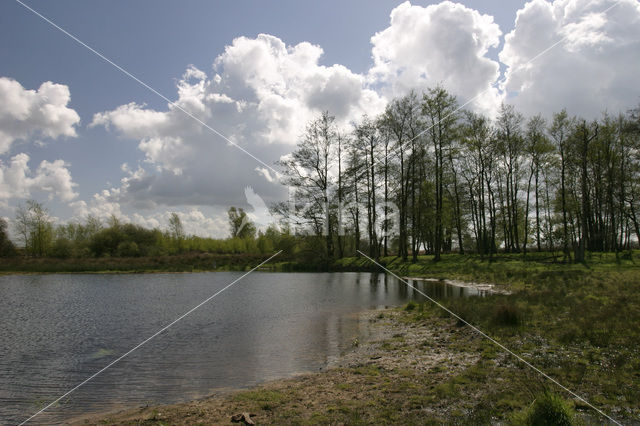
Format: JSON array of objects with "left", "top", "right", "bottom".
[{"left": 277, "top": 111, "right": 337, "bottom": 258}]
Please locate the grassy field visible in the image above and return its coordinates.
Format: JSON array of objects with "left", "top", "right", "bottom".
[
  {"left": 87, "top": 252, "right": 640, "bottom": 424},
  {"left": 352, "top": 252, "right": 640, "bottom": 422}
]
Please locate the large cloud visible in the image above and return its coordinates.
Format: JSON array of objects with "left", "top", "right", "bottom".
[
  {"left": 0, "top": 77, "right": 80, "bottom": 154},
  {"left": 0, "top": 153, "right": 78, "bottom": 203},
  {"left": 91, "top": 34, "right": 386, "bottom": 211},
  {"left": 368, "top": 1, "right": 502, "bottom": 115},
  {"left": 501, "top": 0, "right": 640, "bottom": 117}
]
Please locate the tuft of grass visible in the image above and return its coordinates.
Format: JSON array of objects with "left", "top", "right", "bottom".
[
  {"left": 491, "top": 303, "right": 522, "bottom": 327},
  {"left": 404, "top": 301, "right": 417, "bottom": 311},
  {"left": 514, "top": 392, "right": 575, "bottom": 426}
]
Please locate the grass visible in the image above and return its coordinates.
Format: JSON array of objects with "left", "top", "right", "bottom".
[
  {"left": 333, "top": 250, "right": 640, "bottom": 291},
  {"left": 0, "top": 252, "right": 272, "bottom": 274},
  {"left": 4, "top": 248, "right": 637, "bottom": 277},
  {"left": 396, "top": 265, "right": 640, "bottom": 423}
]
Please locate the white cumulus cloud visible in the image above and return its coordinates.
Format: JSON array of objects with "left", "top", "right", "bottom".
[
  {"left": 0, "top": 77, "right": 80, "bottom": 154},
  {"left": 500, "top": 0, "right": 640, "bottom": 117},
  {"left": 90, "top": 34, "right": 386, "bottom": 211},
  {"left": 368, "top": 1, "right": 503, "bottom": 115},
  {"left": 0, "top": 153, "right": 78, "bottom": 203}
]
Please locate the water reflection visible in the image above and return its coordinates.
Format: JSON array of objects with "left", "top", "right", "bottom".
[{"left": 0, "top": 272, "right": 483, "bottom": 424}]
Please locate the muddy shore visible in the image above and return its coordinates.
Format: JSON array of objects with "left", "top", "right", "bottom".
[{"left": 72, "top": 308, "right": 480, "bottom": 425}]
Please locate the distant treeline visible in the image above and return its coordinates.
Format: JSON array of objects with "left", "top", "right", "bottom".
[{"left": 0, "top": 203, "right": 296, "bottom": 260}]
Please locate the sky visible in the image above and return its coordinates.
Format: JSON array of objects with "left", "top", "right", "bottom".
[{"left": 1, "top": 0, "right": 639, "bottom": 238}]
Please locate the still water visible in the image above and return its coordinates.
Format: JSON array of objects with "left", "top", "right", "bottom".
[{"left": 0, "top": 272, "right": 484, "bottom": 424}]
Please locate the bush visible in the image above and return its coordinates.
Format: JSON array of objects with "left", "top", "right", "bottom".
[
  {"left": 558, "top": 325, "right": 581, "bottom": 344},
  {"left": 443, "top": 299, "right": 475, "bottom": 327},
  {"left": 51, "top": 237, "right": 73, "bottom": 258},
  {"left": 491, "top": 303, "right": 522, "bottom": 327},
  {"left": 116, "top": 241, "right": 139, "bottom": 257},
  {"left": 405, "top": 301, "right": 417, "bottom": 311},
  {"left": 517, "top": 392, "right": 574, "bottom": 426}
]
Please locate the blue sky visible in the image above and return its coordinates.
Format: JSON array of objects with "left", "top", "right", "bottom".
[{"left": 1, "top": 0, "right": 639, "bottom": 237}]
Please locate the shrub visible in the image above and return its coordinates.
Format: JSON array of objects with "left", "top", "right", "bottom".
[
  {"left": 116, "top": 241, "right": 139, "bottom": 257},
  {"left": 558, "top": 325, "right": 581, "bottom": 344},
  {"left": 405, "top": 301, "right": 417, "bottom": 311},
  {"left": 491, "top": 303, "right": 522, "bottom": 327},
  {"left": 443, "top": 299, "right": 474, "bottom": 327},
  {"left": 584, "top": 328, "right": 611, "bottom": 347},
  {"left": 51, "top": 237, "right": 73, "bottom": 258},
  {"left": 516, "top": 392, "right": 574, "bottom": 426}
]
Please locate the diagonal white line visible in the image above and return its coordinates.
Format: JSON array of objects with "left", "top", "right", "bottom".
[
  {"left": 369, "top": 0, "right": 623, "bottom": 172},
  {"left": 18, "top": 250, "right": 282, "bottom": 425},
  {"left": 356, "top": 250, "right": 621, "bottom": 425},
  {"left": 14, "top": 0, "right": 280, "bottom": 177}
]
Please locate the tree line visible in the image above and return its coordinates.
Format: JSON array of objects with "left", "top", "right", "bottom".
[
  {"left": 0, "top": 203, "right": 294, "bottom": 259},
  {"left": 276, "top": 87, "right": 640, "bottom": 263}
]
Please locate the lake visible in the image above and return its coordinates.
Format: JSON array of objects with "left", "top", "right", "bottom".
[{"left": 0, "top": 272, "right": 485, "bottom": 424}]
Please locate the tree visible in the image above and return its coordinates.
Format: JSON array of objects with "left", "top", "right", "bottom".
[
  {"left": 228, "top": 207, "right": 256, "bottom": 239},
  {"left": 354, "top": 116, "right": 381, "bottom": 258},
  {"left": 0, "top": 218, "right": 16, "bottom": 257},
  {"left": 523, "top": 114, "right": 554, "bottom": 256},
  {"left": 277, "top": 111, "right": 338, "bottom": 259},
  {"left": 460, "top": 111, "right": 497, "bottom": 258},
  {"left": 168, "top": 212, "right": 185, "bottom": 252},
  {"left": 550, "top": 110, "right": 573, "bottom": 260},
  {"left": 495, "top": 104, "right": 525, "bottom": 253},
  {"left": 422, "top": 87, "right": 458, "bottom": 261},
  {"left": 90, "top": 222, "right": 162, "bottom": 257},
  {"left": 14, "top": 204, "right": 30, "bottom": 252},
  {"left": 574, "top": 119, "right": 599, "bottom": 262},
  {"left": 381, "top": 92, "right": 422, "bottom": 261},
  {"left": 14, "top": 200, "right": 53, "bottom": 257}
]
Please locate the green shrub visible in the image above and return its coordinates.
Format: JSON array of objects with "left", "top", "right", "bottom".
[
  {"left": 584, "top": 328, "right": 611, "bottom": 347},
  {"left": 444, "top": 299, "right": 475, "bottom": 327},
  {"left": 491, "top": 303, "right": 522, "bottom": 327},
  {"left": 558, "top": 325, "right": 581, "bottom": 344},
  {"left": 51, "top": 237, "right": 73, "bottom": 258},
  {"left": 116, "top": 241, "right": 140, "bottom": 257},
  {"left": 516, "top": 392, "right": 574, "bottom": 425},
  {"left": 405, "top": 301, "right": 417, "bottom": 311}
]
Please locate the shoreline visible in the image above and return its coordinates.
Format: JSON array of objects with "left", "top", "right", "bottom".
[
  {"left": 403, "top": 276, "right": 512, "bottom": 295},
  {"left": 71, "top": 308, "right": 481, "bottom": 425}
]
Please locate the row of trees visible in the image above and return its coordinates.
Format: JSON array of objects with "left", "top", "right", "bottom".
[
  {"left": 276, "top": 87, "right": 640, "bottom": 262},
  {"left": 0, "top": 202, "right": 290, "bottom": 258}
]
